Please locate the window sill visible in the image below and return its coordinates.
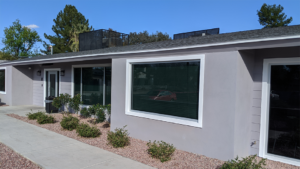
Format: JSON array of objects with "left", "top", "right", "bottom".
[
  {"left": 263, "top": 153, "right": 300, "bottom": 166},
  {"left": 0, "top": 91, "right": 6, "bottom": 94},
  {"left": 126, "top": 110, "right": 202, "bottom": 128}
]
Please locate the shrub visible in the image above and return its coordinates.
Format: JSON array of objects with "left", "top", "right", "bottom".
[
  {"left": 69, "top": 94, "right": 82, "bottom": 114},
  {"left": 220, "top": 155, "right": 266, "bottom": 169},
  {"left": 105, "top": 104, "right": 111, "bottom": 116},
  {"left": 95, "top": 105, "right": 106, "bottom": 123},
  {"left": 80, "top": 107, "right": 91, "bottom": 118},
  {"left": 37, "top": 114, "right": 55, "bottom": 124},
  {"left": 60, "top": 115, "right": 79, "bottom": 131},
  {"left": 26, "top": 111, "right": 44, "bottom": 120},
  {"left": 76, "top": 123, "right": 101, "bottom": 138},
  {"left": 60, "top": 93, "right": 71, "bottom": 105},
  {"left": 107, "top": 126, "right": 130, "bottom": 148},
  {"left": 89, "top": 104, "right": 106, "bottom": 123},
  {"left": 147, "top": 140, "right": 176, "bottom": 162}
]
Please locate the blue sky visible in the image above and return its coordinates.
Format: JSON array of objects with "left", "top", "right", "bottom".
[{"left": 0, "top": 0, "right": 299, "bottom": 51}]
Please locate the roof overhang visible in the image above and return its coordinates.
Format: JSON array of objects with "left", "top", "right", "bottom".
[{"left": 1, "top": 35, "right": 299, "bottom": 66}]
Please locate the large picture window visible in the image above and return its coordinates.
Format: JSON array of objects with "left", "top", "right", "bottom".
[
  {"left": 131, "top": 61, "right": 200, "bottom": 119},
  {"left": 0, "top": 68, "right": 5, "bottom": 93},
  {"left": 126, "top": 55, "right": 205, "bottom": 127},
  {"left": 73, "top": 66, "right": 111, "bottom": 105}
]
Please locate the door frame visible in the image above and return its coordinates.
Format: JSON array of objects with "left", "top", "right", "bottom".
[
  {"left": 259, "top": 57, "right": 300, "bottom": 166},
  {"left": 43, "top": 68, "right": 61, "bottom": 107}
]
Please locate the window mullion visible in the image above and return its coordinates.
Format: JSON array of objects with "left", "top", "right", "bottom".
[
  {"left": 80, "top": 68, "right": 82, "bottom": 101},
  {"left": 103, "top": 67, "right": 106, "bottom": 105}
]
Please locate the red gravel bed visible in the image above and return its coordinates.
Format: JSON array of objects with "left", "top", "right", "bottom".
[
  {"left": 0, "top": 142, "right": 41, "bottom": 169},
  {"left": 7, "top": 113, "right": 300, "bottom": 169}
]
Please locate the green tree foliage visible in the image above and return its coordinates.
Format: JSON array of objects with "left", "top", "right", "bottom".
[
  {"left": 1, "top": 19, "right": 42, "bottom": 57},
  {"left": 0, "top": 50, "right": 18, "bottom": 60},
  {"left": 257, "top": 3, "right": 293, "bottom": 28},
  {"left": 128, "top": 31, "right": 171, "bottom": 45},
  {"left": 69, "top": 24, "right": 92, "bottom": 52},
  {"left": 44, "top": 5, "right": 92, "bottom": 54}
]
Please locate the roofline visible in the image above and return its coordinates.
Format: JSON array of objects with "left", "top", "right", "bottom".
[{"left": 1, "top": 34, "right": 300, "bottom": 66}]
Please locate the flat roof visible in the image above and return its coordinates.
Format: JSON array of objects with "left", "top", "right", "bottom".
[{"left": 0, "top": 25, "right": 299, "bottom": 66}]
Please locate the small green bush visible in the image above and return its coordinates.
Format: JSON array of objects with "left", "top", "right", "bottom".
[
  {"left": 107, "top": 126, "right": 130, "bottom": 148},
  {"left": 60, "top": 115, "right": 79, "bottom": 131},
  {"left": 52, "top": 97, "right": 62, "bottom": 109},
  {"left": 220, "top": 155, "right": 266, "bottom": 169},
  {"left": 147, "top": 140, "right": 176, "bottom": 162},
  {"left": 59, "top": 93, "right": 71, "bottom": 105},
  {"left": 37, "top": 114, "right": 55, "bottom": 124},
  {"left": 76, "top": 123, "right": 101, "bottom": 138},
  {"left": 69, "top": 94, "right": 82, "bottom": 114},
  {"left": 80, "top": 107, "right": 91, "bottom": 118},
  {"left": 26, "top": 111, "right": 44, "bottom": 120},
  {"left": 95, "top": 108, "right": 106, "bottom": 123}
]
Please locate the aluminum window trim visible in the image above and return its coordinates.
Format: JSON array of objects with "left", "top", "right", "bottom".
[
  {"left": 125, "top": 54, "right": 205, "bottom": 128},
  {"left": 0, "top": 67, "right": 6, "bottom": 94},
  {"left": 71, "top": 64, "right": 112, "bottom": 106},
  {"left": 259, "top": 57, "right": 300, "bottom": 166}
]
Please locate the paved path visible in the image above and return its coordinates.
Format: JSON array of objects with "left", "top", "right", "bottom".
[{"left": 0, "top": 105, "right": 154, "bottom": 169}]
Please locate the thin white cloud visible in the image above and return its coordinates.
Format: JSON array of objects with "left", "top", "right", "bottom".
[{"left": 25, "top": 24, "right": 39, "bottom": 29}]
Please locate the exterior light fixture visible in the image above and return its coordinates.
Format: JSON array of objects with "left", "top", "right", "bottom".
[
  {"left": 28, "top": 66, "right": 31, "bottom": 70},
  {"left": 61, "top": 70, "right": 65, "bottom": 76},
  {"left": 37, "top": 70, "right": 41, "bottom": 76}
]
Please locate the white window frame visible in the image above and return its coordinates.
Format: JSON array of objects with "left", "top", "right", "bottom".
[
  {"left": 259, "top": 57, "right": 300, "bottom": 166},
  {"left": 43, "top": 68, "right": 61, "bottom": 107},
  {"left": 125, "top": 54, "right": 205, "bottom": 128},
  {"left": 0, "top": 67, "right": 6, "bottom": 94},
  {"left": 71, "top": 64, "right": 112, "bottom": 107}
]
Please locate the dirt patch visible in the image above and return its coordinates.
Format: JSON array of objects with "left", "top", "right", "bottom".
[
  {"left": 0, "top": 142, "right": 42, "bottom": 169},
  {"left": 6, "top": 113, "right": 300, "bottom": 169}
]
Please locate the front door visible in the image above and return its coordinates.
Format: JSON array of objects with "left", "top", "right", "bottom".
[
  {"left": 267, "top": 64, "right": 300, "bottom": 160},
  {"left": 47, "top": 71, "right": 58, "bottom": 97}
]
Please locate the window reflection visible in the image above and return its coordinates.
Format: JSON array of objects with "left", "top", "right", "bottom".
[
  {"left": 131, "top": 61, "right": 200, "bottom": 120},
  {"left": 82, "top": 67, "right": 104, "bottom": 105},
  {"left": 268, "top": 65, "right": 300, "bottom": 160},
  {"left": 0, "top": 69, "right": 5, "bottom": 92}
]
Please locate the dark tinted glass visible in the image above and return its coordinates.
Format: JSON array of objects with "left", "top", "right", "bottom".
[
  {"left": 74, "top": 68, "right": 81, "bottom": 96},
  {"left": 267, "top": 65, "right": 300, "bottom": 160},
  {"left": 131, "top": 61, "right": 200, "bottom": 119},
  {"left": 0, "top": 69, "right": 5, "bottom": 92},
  {"left": 105, "top": 67, "right": 111, "bottom": 105},
  {"left": 49, "top": 74, "right": 56, "bottom": 97},
  {"left": 82, "top": 67, "right": 104, "bottom": 105}
]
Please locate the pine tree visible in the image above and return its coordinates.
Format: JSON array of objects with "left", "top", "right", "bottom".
[
  {"left": 257, "top": 3, "right": 293, "bottom": 28},
  {"left": 43, "top": 5, "right": 93, "bottom": 54}
]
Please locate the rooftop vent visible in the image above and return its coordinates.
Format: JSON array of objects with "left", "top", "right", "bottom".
[
  {"left": 173, "top": 28, "right": 220, "bottom": 40},
  {"left": 79, "top": 29, "right": 129, "bottom": 51}
]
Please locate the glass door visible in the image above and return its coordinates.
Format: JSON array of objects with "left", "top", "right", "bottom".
[
  {"left": 267, "top": 65, "right": 300, "bottom": 160},
  {"left": 47, "top": 71, "right": 58, "bottom": 97}
]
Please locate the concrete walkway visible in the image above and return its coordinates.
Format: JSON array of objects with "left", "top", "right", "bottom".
[{"left": 0, "top": 105, "right": 154, "bottom": 169}]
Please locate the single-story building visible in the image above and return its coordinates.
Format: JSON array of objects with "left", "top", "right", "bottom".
[{"left": 0, "top": 25, "right": 299, "bottom": 166}]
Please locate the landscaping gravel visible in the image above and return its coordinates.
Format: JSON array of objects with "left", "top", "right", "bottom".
[
  {"left": 0, "top": 142, "right": 41, "bottom": 169},
  {"left": 7, "top": 113, "right": 300, "bottom": 169}
]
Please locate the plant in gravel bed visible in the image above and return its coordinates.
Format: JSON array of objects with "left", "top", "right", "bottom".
[
  {"left": 26, "top": 111, "right": 44, "bottom": 120},
  {"left": 69, "top": 94, "right": 82, "bottom": 114},
  {"left": 52, "top": 97, "right": 62, "bottom": 109},
  {"left": 95, "top": 104, "right": 106, "bottom": 123},
  {"left": 60, "top": 115, "right": 79, "bottom": 131},
  {"left": 37, "top": 114, "right": 55, "bottom": 124},
  {"left": 220, "top": 155, "right": 266, "bottom": 169},
  {"left": 147, "top": 140, "right": 176, "bottom": 162},
  {"left": 80, "top": 107, "right": 91, "bottom": 118},
  {"left": 76, "top": 123, "right": 101, "bottom": 138},
  {"left": 107, "top": 125, "right": 130, "bottom": 148}
]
